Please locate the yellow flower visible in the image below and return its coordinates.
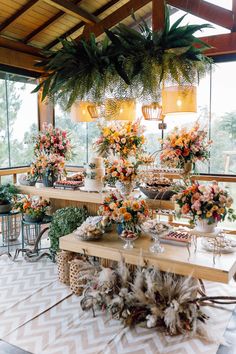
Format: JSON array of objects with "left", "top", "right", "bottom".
[
  {"left": 206, "top": 211, "right": 212, "bottom": 218},
  {"left": 132, "top": 201, "right": 140, "bottom": 211},
  {"left": 103, "top": 127, "right": 110, "bottom": 137},
  {"left": 211, "top": 205, "right": 218, "bottom": 211},
  {"left": 175, "top": 138, "right": 183, "bottom": 147}
]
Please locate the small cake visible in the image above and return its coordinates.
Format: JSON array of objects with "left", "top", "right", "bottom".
[{"left": 84, "top": 157, "right": 105, "bottom": 192}]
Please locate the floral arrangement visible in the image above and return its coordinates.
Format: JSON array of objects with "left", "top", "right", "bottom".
[
  {"left": 94, "top": 120, "right": 145, "bottom": 158},
  {"left": 173, "top": 181, "right": 236, "bottom": 225},
  {"left": 14, "top": 197, "right": 50, "bottom": 218},
  {"left": 160, "top": 122, "right": 211, "bottom": 169},
  {"left": 33, "top": 123, "right": 72, "bottom": 160},
  {"left": 80, "top": 260, "right": 232, "bottom": 336},
  {"left": 30, "top": 154, "right": 65, "bottom": 181},
  {"left": 99, "top": 192, "right": 151, "bottom": 227},
  {"left": 105, "top": 158, "right": 139, "bottom": 184}
]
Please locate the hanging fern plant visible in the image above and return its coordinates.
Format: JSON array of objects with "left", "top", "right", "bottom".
[{"left": 33, "top": 4, "right": 213, "bottom": 108}]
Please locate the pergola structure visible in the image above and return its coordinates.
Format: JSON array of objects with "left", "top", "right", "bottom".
[
  {"left": 0, "top": 0, "right": 235, "bottom": 127},
  {"left": 0, "top": 0, "right": 236, "bottom": 72}
]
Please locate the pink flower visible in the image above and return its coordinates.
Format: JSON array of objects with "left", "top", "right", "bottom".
[{"left": 192, "top": 200, "right": 201, "bottom": 211}]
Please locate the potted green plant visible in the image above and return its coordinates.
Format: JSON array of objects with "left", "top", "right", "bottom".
[
  {"left": 48, "top": 207, "right": 88, "bottom": 258},
  {"left": 0, "top": 184, "right": 19, "bottom": 214}
]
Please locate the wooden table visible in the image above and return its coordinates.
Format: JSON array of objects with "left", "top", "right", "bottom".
[
  {"left": 17, "top": 185, "right": 175, "bottom": 215},
  {"left": 60, "top": 232, "right": 236, "bottom": 284}
]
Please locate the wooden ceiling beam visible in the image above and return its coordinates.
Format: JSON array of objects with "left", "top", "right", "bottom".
[
  {"left": 152, "top": 0, "right": 165, "bottom": 31},
  {"left": 44, "top": 0, "right": 120, "bottom": 50},
  {"left": 0, "top": 47, "right": 43, "bottom": 72},
  {"left": 23, "top": 0, "right": 83, "bottom": 43},
  {"left": 200, "top": 32, "right": 236, "bottom": 56},
  {"left": 0, "top": 36, "right": 44, "bottom": 57},
  {"left": 166, "top": 0, "right": 234, "bottom": 30},
  {"left": 76, "top": 0, "right": 151, "bottom": 41},
  {"left": 43, "top": 0, "right": 99, "bottom": 24},
  {"left": 0, "top": 0, "right": 40, "bottom": 32}
]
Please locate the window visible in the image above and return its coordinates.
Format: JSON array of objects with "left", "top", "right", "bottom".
[
  {"left": 55, "top": 60, "right": 236, "bottom": 176},
  {"left": 54, "top": 103, "right": 99, "bottom": 166},
  {"left": 0, "top": 71, "right": 38, "bottom": 168}
]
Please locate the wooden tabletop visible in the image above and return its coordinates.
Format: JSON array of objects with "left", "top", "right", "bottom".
[
  {"left": 17, "top": 185, "right": 175, "bottom": 209},
  {"left": 60, "top": 232, "right": 236, "bottom": 284}
]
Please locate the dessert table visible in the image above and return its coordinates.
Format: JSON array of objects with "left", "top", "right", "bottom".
[
  {"left": 17, "top": 185, "right": 175, "bottom": 215},
  {"left": 59, "top": 231, "right": 236, "bottom": 284}
]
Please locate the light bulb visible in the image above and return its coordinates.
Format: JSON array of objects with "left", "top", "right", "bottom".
[{"left": 176, "top": 99, "right": 182, "bottom": 107}]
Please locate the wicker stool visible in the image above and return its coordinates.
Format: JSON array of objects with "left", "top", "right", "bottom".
[{"left": 57, "top": 250, "right": 75, "bottom": 285}]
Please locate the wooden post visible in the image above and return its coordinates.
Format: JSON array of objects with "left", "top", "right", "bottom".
[
  {"left": 37, "top": 85, "right": 54, "bottom": 130},
  {"left": 232, "top": 0, "right": 236, "bottom": 31},
  {"left": 152, "top": 0, "right": 165, "bottom": 31}
]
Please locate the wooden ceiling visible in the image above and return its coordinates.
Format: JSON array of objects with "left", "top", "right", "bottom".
[{"left": 0, "top": 0, "right": 236, "bottom": 73}]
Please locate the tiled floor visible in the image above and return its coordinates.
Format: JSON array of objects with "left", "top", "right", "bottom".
[
  {"left": 0, "top": 340, "right": 31, "bottom": 354},
  {"left": 217, "top": 309, "right": 236, "bottom": 354},
  {"left": 0, "top": 254, "right": 236, "bottom": 353}
]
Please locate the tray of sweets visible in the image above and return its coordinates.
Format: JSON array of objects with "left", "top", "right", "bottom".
[
  {"left": 160, "top": 230, "right": 191, "bottom": 246},
  {"left": 54, "top": 180, "right": 84, "bottom": 190}
]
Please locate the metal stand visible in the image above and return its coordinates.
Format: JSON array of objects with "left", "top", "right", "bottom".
[
  {"left": 0, "top": 211, "right": 21, "bottom": 259},
  {"left": 14, "top": 215, "right": 52, "bottom": 262}
]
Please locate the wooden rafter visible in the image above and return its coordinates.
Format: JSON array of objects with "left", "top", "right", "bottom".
[
  {"left": 44, "top": 0, "right": 120, "bottom": 50},
  {"left": 0, "top": 0, "right": 40, "bottom": 33},
  {"left": 23, "top": 0, "right": 83, "bottom": 43},
  {"left": 0, "top": 37, "right": 43, "bottom": 57},
  {"left": 152, "top": 0, "right": 165, "bottom": 31},
  {"left": 200, "top": 32, "right": 236, "bottom": 56},
  {"left": 43, "top": 0, "right": 99, "bottom": 24},
  {"left": 0, "top": 47, "right": 43, "bottom": 72},
  {"left": 76, "top": 0, "right": 151, "bottom": 41},
  {"left": 167, "top": 0, "right": 234, "bottom": 30}
]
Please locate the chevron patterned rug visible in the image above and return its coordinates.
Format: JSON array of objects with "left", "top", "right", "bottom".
[{"left": 0, "top": 256, "right": 235, "bottom": 354}]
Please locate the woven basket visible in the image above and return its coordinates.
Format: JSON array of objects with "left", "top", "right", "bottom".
[
  {"left": 69, "top": 259, "right": 96, "bottom": 295},
  {"left": 56, "top": 251, "right": 75, "bottom": 285}
]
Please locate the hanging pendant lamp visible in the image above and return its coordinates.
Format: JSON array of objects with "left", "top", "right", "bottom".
[
  {"left": 142, "top": 102, "right": 162, "bottom": 121},
  {"left": 70, "top": 101, "right": 94, "bottom": 122},
  {"left": 162, "top": 85, "right": 197, "bottom": 115},
  {"left": 105, "top": 99, "right": 136, "bottom": 121}
]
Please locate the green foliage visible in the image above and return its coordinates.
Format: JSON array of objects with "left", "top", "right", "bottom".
[
  {"left": 48, "top": 207, "right": 88, "bottom": 256},
  {"left": 34, "top": 4, "right": 213, "bottom": 109},
  {"left": 0, "top": 183, "right": 19, "bottom": 203},
  {"left": 219, "top": 111, "right": 236, "bottom": 140}
]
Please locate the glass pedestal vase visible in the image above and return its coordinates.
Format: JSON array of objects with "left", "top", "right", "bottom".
[
  {"left": 117, "top": 223, "right": 141, "bottom": 249},
  {"left": 149, "top": 232, "right": 164, "bottom": 254},
  {"left": 115, "top": 181, "right": 134, "bottom": 197},
  {"left": 195, "top": 219, "right": 218, "bottom": 233}
]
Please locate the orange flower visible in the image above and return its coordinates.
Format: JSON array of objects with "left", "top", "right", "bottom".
[
  {"left": 181, "top": 203, "right": 190, "bottom": 214},
  {"left": 119, "top": 207, "right": 127, "bottom": 215},
  {"left": 123, "top": 212, "right": 132, "bottom": 221},
  {"left": 183, "top": 148, "right": 190, "bottom": 157}
]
